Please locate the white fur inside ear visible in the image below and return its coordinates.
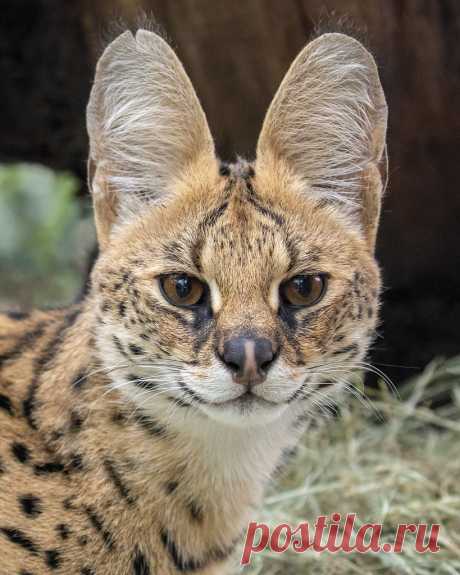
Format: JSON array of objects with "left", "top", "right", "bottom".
[
  {"left": 257, "top": 33, "right": 387, "bottom": 223},
  {"left": 87, "top": 29, "right": 214, "bottom": 219}
]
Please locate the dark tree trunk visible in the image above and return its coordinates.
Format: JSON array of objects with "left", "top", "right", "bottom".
[{"left": 1, "top": 0, "right": 459, "bottom": 380}]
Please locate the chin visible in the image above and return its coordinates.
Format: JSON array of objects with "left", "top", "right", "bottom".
[{"left": 200, "top": 395, "right": 288, "bottom": 427}]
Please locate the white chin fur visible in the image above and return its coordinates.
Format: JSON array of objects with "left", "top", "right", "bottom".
[{"left": 199, "top": 398, "right": 288, "bottom": 428}]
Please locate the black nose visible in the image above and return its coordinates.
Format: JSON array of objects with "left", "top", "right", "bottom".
[{"left": 221, "top": 337, "right": 277, "bottom": 385}]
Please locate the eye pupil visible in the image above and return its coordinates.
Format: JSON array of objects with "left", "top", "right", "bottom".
[
  {"left": 175, "top": 276, "right": 192, "bottom": 299},
  {"left": 292, "top": 276, "right": 311, "bottom": 297}
]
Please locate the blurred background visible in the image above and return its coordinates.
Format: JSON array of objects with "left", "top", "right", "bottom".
[{"left": 1, "top": 0, "right": 459, "bottom": 384}]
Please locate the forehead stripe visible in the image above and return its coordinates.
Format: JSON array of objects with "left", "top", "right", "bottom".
[
  {"left": 245, "top": 194, "right": 285, "bottom": 227},
  {"left": 199, "top": 200, "right": 229, "bottom": 230},
  {"left": 244, "top": 180, "right": 285, "bottom": 226}
]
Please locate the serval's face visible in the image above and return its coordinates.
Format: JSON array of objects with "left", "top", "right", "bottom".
[{"left": 88, "top": 30, "right": 387, "bottom": 426}]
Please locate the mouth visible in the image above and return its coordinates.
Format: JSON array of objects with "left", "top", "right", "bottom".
[
  {"left": 200, "top": 390, "right": 287, "bottom": 427},
  {"left": 176, "top": 376, "right": 281, "bottom": 411},
  {"left": 214, "top": 390, "right": 279, "bottom": 410}
]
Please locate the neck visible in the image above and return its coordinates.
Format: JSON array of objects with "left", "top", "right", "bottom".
[{"left": 32, "top": 300, "right": 301, "bottom": 570}]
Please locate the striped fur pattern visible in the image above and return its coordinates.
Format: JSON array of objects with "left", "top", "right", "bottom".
[{"left": 0, "top": 28, "right": 387, "bottom": 574}]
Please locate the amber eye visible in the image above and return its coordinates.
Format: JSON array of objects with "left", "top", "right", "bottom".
[
  {"left": 280, "top": 274, "right": 327, "bottom": 307},
  {"left": 159, "top": 274, "right": 205, "bottom": 307}
]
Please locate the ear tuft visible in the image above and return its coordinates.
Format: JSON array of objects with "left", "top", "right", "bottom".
[{"left": 257, "top": 33, "right": 387, "bottom": 243}]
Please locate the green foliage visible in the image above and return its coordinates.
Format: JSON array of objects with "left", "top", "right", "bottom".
[{"left": 0, "top": 163, "right": 95, "bottom": 307}]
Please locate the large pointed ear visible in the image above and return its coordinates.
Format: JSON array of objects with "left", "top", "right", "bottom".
[
  {"left": 87, "top": 30, "right": 216, "bottom": 248},
  {"left": 256, "top": 33, "right": 388, "bottom": 251}
]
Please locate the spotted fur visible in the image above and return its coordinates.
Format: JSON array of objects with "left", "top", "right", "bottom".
[{"left": 0, "top": 28, "right": 387, "bottom": 574}]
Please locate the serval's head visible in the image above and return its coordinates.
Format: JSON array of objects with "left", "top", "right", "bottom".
[{"left": 87, "top": 30, "right": 387, "bottom": 427}]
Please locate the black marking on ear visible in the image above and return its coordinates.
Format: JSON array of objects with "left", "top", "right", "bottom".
[
  {"left": 104, "top": 459, "right": 137, "bottom": 505},
  {"left": 19, "top": 495, "right": 42, "bottom": 517},
  {"left": 6, "top": 310, "right": 30, "bottom": 320},
  {"left": 0, "top": 321, "right": 47, "bottom": 368},
  {"left": 133, "top": 413, "right": 168, "bottom": 438},
  {"left": 84, "top": 506, "right": 115, "bottom": 551},
  {"left": 0, "top": 527, "right": 40, "bottom": 554},
  {"left": 11, "top": 442, "right": 30, "bottom": 463},
  {"left": 133, "top": 547, "right": 151, "bottom": 575},
  {"left": 34, "top": 461, "right": 65, "bottom": 475},
  {"left": 45, "top": 548, "right": 61, "bottom": 569},
  {"left": 81, "top": 568, "right": 95, "bottom": 575},
  {"left": 23, "top": 308, "right": 81, "bottom": 429},
  {"left": 0, "top": 393, "right": 14, "bottom": 416},
  {"left": 56, "top": 523, "right": 71, "bottom": 540}
]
